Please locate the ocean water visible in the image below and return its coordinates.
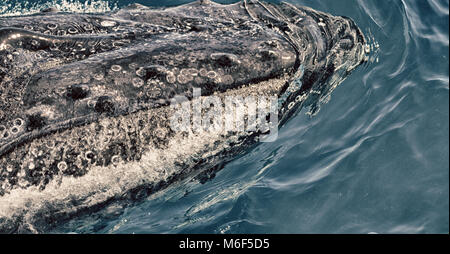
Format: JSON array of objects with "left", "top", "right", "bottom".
[{"left": 0, "top": 0, "right": 448, "bottom": 234}]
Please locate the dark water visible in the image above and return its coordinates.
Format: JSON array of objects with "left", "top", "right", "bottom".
[{"left": 1, "top": 0, "right": 448, "bottom": 234}]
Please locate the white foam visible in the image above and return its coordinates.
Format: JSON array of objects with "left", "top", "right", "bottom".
[{"left": 0, "top": 0, "right": 118, "bottom": 17}]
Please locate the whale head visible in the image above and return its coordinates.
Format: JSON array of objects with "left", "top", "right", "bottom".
[{"left": 0, "top": 0, "right": 366, "bottom": 233}]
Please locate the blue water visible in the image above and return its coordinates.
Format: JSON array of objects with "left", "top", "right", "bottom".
[{"left": 1, "top": 0, "right": 448, "bottom": 234}]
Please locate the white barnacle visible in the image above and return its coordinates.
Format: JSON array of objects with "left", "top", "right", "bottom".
[
  {"left": 49, "top": 44, "right": 59, "bottom": 51},
  {"left": 136, "top": 67, "right": 145, "bottom": 77},
  {"left": 166, "top": 73, "right": 176, "bottom": 83},
  {"left": 207, "top": 71, "right": 217, "bottom": 79},
  {"left": 111, "top": 65, "right": 122, "bottom": 72},
  {"left": 57, "top": 161, "right": 68, "bottom": 171},
  {"left": 132, "top": 77, "right": 144, "bottom": 88},
  {"left": 111, "top": 155, "right": 121, "bottom": 166},
  {"left": 94, "top": 73, "right": 104, "bottom": 81},
  {"left": 68, "top": 27, "right": 78, "bottom": 34},
  {"left": 189, "top": 68, "right": 198, "bottom": 76},
  {"left": 185, "top": 74, "right": 194, "bottom": 82},
  {"left": 112, "top": 41, "right": 126, "bottom": 47},
  {"left": 1, "top": 129, "right": 9, "bottom": 139},
  {"left": 47, "top": 23, "right": 58, "bottom": 30},
  {"left": 101, "top": 20, "right": 117, "bottom": 27},
  {"left": 199, "top": 68, "right": 208, "bottom": 77},
  {"left": 281, "top": 53, "right": 292, "bottom": 60},
  {"left": 30, "top": 148, "right": 39, "bottom": 157},
  {"left": 180, "top": 68, "right": 190, "bottom": 76},
  {"left": 177, "top": 75, "right": 188, "bottom": 84},
  {"left": 288, "top": 101, "right": 295, "bottom": 110},
  {"left": 87, "top": 99, "right": 96, "bottom": 108},
  {"left": 45, "top": 140, "right": 56, "bottom": 148},
  {"left": 57, "top": 30, "right": 66, "bottom": 36},
  {"left": 83, "top": 24, "right": 93, "bottom": 31},
  {"left": 147, "top": 87, "right": 162, "bottom": 98},
  {"left": 222, "top": 75, "right": 234, "bottom": 85},
  {"left": 10, "top": 126, "right": 20, "bottom": 135},
  {"left": 13, "top": 118, "right": 24, "bottom": 127},
  {"left": 175, "top": 55, "right": 184, "bottom": 61},
  {"left": 128, "top": 63, "right": 138, "bottom": 69},
  {"left": 188, "top": 56, "right": 196, "bottom": 62},
  {"left": 84, "top": 151, "right": 95, "bottom": 161}
]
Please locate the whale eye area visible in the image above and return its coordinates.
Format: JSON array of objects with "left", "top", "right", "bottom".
[{"left": 14, "top": 118, "right": 24, "bottom": 127}]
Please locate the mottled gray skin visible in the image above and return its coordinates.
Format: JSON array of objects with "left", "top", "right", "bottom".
[{"left": 0, "top": 0, "right": 366, "bottom": 232}]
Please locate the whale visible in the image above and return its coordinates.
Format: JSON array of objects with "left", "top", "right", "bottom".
[{"left": 0, "top": 0, "right": 366, "bottom": 233}]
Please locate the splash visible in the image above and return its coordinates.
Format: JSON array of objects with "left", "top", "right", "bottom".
[
  {"left": 0, "top": 0, "right": 118, "bottom": 17},
  {"left": 364, "top": 28, "right": 381, "bottom": 64}
]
